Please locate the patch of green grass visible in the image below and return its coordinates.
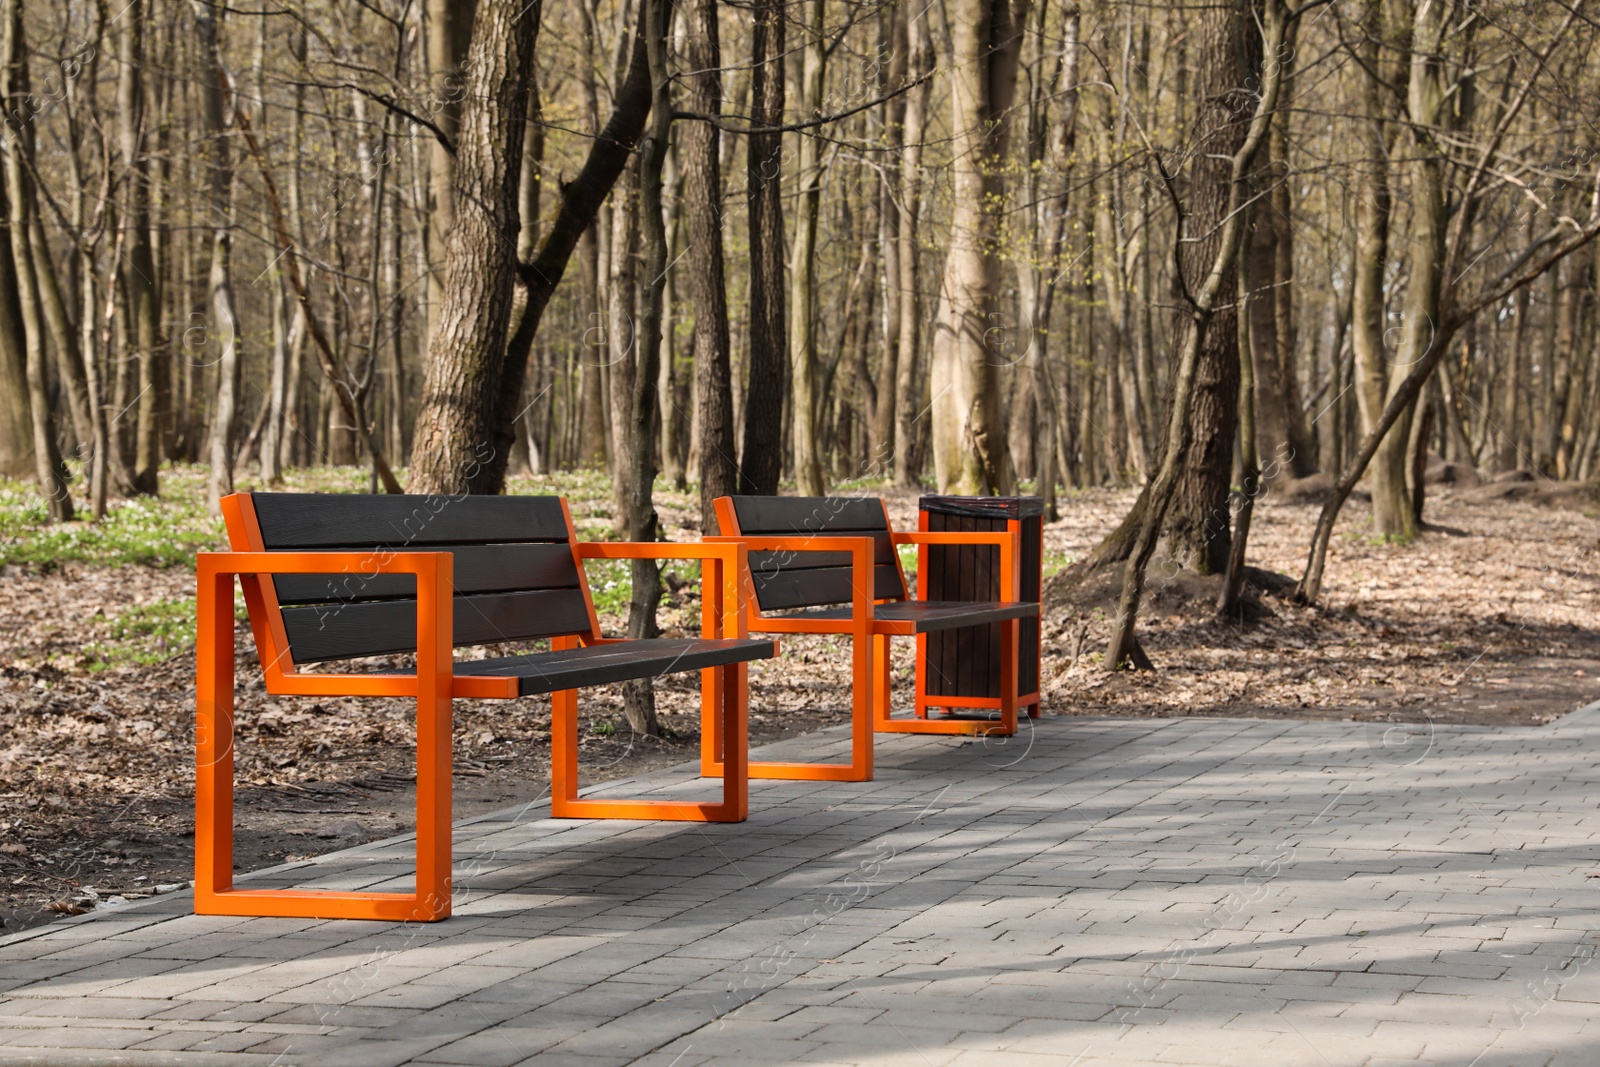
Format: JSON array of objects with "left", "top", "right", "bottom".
[
  {"left": 0, "top": 479, "right": 223, "bottom": 570},
  {"left": 0, "top": 460, "right": 701, "bottom": 576},
  {"left": 583, "top": 558, "right": 634, "bottom": 616},
  {"left": 83, "top": 597, "right": 200, "bottom": 671},
  {"left": 580, "top": 558, "right": 698, "bottom": 618},
  {"left": 1043, "top": 548, "right": 1076, "bottom": 579}
]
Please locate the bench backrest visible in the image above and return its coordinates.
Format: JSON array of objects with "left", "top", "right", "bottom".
[
  {"left": 222, "top": 493, "right": 598, "bottom": 664},
  {"left": 716, "top": 496, "right": 907, "bottom": 612}
]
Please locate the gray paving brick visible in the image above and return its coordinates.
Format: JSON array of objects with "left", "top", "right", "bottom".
[{"left": 3, "top": 714, "right": 1599, "bottom": 1065}]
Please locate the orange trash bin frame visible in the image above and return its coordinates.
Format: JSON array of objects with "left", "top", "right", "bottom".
[
  {"left": 196, "top": 495, "right": 754, "bottom": 923},
  {"left": 911, "top": 505, "right": 1044, "bottom": 724}
]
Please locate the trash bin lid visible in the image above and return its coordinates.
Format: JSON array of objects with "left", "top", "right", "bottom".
[{"left": 918, "top": 495, "right": 1044, "bottom": 520}]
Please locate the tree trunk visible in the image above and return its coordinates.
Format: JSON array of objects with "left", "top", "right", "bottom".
[
  {"left": 657, "top": 142, "right": 684, "bottom": 488},
  {"left": 424, "top": 0, "right": 477, "bottom": 344},
  {"left": 1158, "top": 2, "right": 1258, "bottom": 574},
  {"left": 407, "top": 0, "right": 541, "bottom": 494},
  {"left": 892, "top": 4, "right": 932, "bottom": 488},
  {"left": 451, "top": 4, "right": 653, "bottom": 494},
  {"left": 194, "top": 0, "right": 239, "bottom": 511},
  {"left": 0, "top": 223, "right": 28, "bottom": 477},
  {"left": 1370, "top": 0, "right": 1452, "bottom": 541},
  {"left": 788, "top": 0, "right": 828, "bottom": 497},
  {"left": 928, "top": 0, "right": 1027, "bottom": 495},
  {"left": 1268, "top": 56, "right": 1316, "bottom": 476},
  {"left": 2, "top": 0, "right": 71, "bottom": 519},
  {"left": 30, "top": 217, "right": 93, "bottom": 460},
  {"left": 617, "top": 0, "right": 672, "bottom": 738},
  {"left": 1350, "top": 0, "right": 1394, "bottom": 510},
  {"left": 1218, "top": 232, "right": 1258, "bottom": 617},
  {"left": 1104, "top": 0, "right": 1286, "bottom": 668},
  {"left": 121, "top": 0, "right": 162, "bottom": 496},
  {"left": 606, "top": 163, "right": 638, "bottom": 524},
  {"left": 1245, "top": 183, "right": 1292, "bottom": 472},
  {"left": 683, "top": 0, "right": 737, "bottom": 531},
  {"left": 738, "top": 0, "right": 787, "bottom": 497}
]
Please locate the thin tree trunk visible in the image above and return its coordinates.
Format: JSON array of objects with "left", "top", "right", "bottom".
[
  {"left": 470, "top": 4, "right": 654, "bottom": 493},
  {"left": 121, "top": 0, "right": 162, "bottom": 496},
  {"left": 893, "top": 4, "right": 932, "bottom": 488},
  {"left": 657, "top": 141, "right": 684, "bottom": 487},
  {"left": 683, "top": 0, "right": 737, "bottom": 531},
  {"left": 1219, "top": 238, "right": 1258, "bottom": 617},
  {"left": 618, "top": 0, "right": 672, "bottom": 738},
  {"left": 30, "top": 218, "right": 93, "bottom": 458},
  {"left": 1269, "top": 51, "right": 1316, "bottom": 475},
  {"left": 259, "top": 24, "right": 288, "bottom": 486},
  {"left": 607, "top": 164, "right": 638, "bottom": 523},
  {"left": 738, "top": 0, "right": 787, "bottom": 496},
  {"left": 788, "top": 0, "right": 828, "bottom": 497},
  {"left": 0, "top": 223, "right": 28, "bottom": 476},
  {"left": 2, "top": 0, "right": 71, "bottom": 519},
  {"left": 194, "top": 0, "right": 239, "bottom": 511}
]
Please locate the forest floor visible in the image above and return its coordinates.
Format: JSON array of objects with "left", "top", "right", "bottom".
[{"left": 1, "top": 464, "right": 1597, "bottom": 934}]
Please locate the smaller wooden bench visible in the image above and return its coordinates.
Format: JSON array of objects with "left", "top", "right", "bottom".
[
  {"left": 710, "top": 495, "right": 1039, "bottom": 783},
  {"left": 199, "top": 492, "right": 773, "bottom": 922}
]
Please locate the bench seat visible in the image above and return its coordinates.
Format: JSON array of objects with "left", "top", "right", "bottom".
[{"left": 454, "top": 637, "right": 776, "bottom": 696}]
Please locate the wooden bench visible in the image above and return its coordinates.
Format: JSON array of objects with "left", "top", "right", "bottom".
[
  {"left": 709, "top": 495, "right": 1039, "bottom": 783},
  {"left": 198, "top": 492, "right": 773, "bottom": 922}
]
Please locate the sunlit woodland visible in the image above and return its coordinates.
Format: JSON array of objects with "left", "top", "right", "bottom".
[
  {"left": 3, "top": 0, "right": 1600, "bottom": 938},
  {"left": 1, "top": 0, "right": 1598, "bottom": 650}
]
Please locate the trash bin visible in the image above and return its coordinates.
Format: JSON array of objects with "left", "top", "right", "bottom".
[{"left": 915, "top": 495, "right": 1043, "bottom": 721}]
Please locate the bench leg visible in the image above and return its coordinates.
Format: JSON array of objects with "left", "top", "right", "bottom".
[
  {"left": 552, "top": 668, "right": 747, "bottom": 823},
  {"left": 999, "top": 616, "right": 1018, "bottom": 736},
  {"left": 703, "top": 627, "right": 874, "bottom": 783},
  {"left": 870, "top": 634, "right": 894, "bottom": 731},
  {"left": 193, "top": 566, "right": 451, "bottom": 922}
]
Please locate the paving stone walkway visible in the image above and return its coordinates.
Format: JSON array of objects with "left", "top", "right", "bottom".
[{"left": 3, "top": 705, "right": 1599, "bottom": 1067}]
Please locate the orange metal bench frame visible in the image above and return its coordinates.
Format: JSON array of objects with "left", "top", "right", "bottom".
[
  {"left": 197, "top": 495, "right": 753, "bottom": 922},
  {"left": 706, "top": 497, "right": 1025, "bottom": 785}
]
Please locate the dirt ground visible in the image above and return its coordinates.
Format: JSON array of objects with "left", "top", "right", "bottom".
[{"left": 2, "top": 479, "right": 1597, "bottom": 934}]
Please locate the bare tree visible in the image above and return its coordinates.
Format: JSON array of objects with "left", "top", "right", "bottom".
[{"left": 1104, "top": 0, "right": 1289, "bottom": 669}]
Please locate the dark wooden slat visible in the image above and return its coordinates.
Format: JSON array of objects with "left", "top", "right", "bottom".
[
  {"left": 728, "top": 496, "right": 887, "bottom": 535},
  {"left": 454, "top": 637, "right": 776, "bottom": 696},
  {"left": 919, "top": 498, "right": 1045, "bottom": 700},
  {"left": 272, "top": 543, "right": 582, "bottom": 605},
  {"left": 747, "top": 531, "right": 895, "bottom": 569},
  {"left": 251, "top": 493, "right": 570, "bottom": 549},
  {"left": 751, "top": 564, "right": 904, "bottom": 612},
  {"left": 772, "top": 600, "right": 1036, "bottom": 632},
  {"left": 953, "top": 515, "right": 979, "bottom": 694},
  {"left": 282, "top": 589, "right": 592, "bottom": 661}
]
